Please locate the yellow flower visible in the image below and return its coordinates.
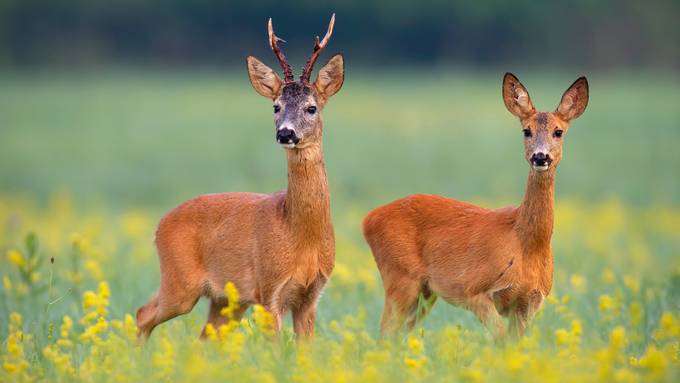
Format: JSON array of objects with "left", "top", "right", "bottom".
[
  {"left": 203, "top": 323, "right": 218, "bottom": 341},
  {"left": 659, "top": 312, "right": 674, "bottom": 331},
  {"left": 252, "top": 304, "right": 275, "bottom": 336},
  {"left": 61, "top": 315, "right": 73, "bottom": 338},
  {"left": 3, "top": 275, "right": 12, "bottom": 290},
  {"left": 85, "top": 259, "right": 103, "bottom": 280},
  {"left": 599, "top": 294, "right": 616, "bottom": 313},
  {"left": 10, "top": 312, "right": 22, "bottom": 327},
  {"left": 3, "top": 362, "right": 18, "bottom": 373},
  {"left": 638, "top": 345, "right": 668, "bottom": 379},
  {"left": 83, "top": 291, "right": 98, "bottom": 310},
  {"left": 6, "top": 249, "right": 25, "bottom": 268},
  {"left": 407, "top": 335, "right": 424, "bottom": 354},
  {"left": 555, "top": 328, "right": 570, "bottom": 346},
  {"left": 601, "top": 268, "right": 616, "bottom": 284},
  {"left": 610, "top": 326, "right": 626, "bottom": 350},
  {"left": 570, "top": 273, "right": 586, "bottom": 292},
  {"left": 404, "top": 356, "right": 425, "bottom": 369},
  {"left": 220, "top": 282, "right": 241, "bottom": 319},
  {"left": 99, "top": 281, "right": 110, "bottom": 299},
  {"left": 623, "top": 275, "right": 640, "bottom": 294},
  {"left": 571, "top": 319, "right": 582, "bottom": 337}
]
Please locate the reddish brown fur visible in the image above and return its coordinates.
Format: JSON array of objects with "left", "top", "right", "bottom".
[
  {"left": 136, "top": 18, "right": 344, "bottom": 341},
  {"left": 363, "top": 73, "right": 588, "bottom": 338}
]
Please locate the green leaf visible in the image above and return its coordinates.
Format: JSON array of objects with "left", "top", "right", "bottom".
[{"left": 25, "top": 232, "right": 38, "bottom": 258}]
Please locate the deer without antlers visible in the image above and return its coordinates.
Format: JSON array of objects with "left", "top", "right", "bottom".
[
  {"left": 363, "top": 73, "right": 588, "bottom": 339},
  {"left": 136, "top": 14, "right": 344, "bottom": 340}
]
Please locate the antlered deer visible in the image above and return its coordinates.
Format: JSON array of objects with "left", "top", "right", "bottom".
[
  {"left": 136, "top": 15, "right": 343, "bottom": 340},
  {"left": 363, "top": 73, "right": 588, "bottom": 338}
]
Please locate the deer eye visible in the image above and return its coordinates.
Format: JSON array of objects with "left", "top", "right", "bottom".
[
  {"left": 523, "top": 128, "right": 532, "bottom": 138},
  {"left": 554, "top": 129, "right": 563, "bottom": 138},
  {"left": 273, "top": 105, "right": 281, "bottom": 113},
  {"left": 306, "top": 106, "right": 317, "bottom": 114}
]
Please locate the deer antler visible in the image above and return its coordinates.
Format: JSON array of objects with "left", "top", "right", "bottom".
[
  {"left": 268, "top": 18, "right": 295, "bottom": 83},
  {"left": 300, "top": 13, "right": 335, "bottom": 84}
]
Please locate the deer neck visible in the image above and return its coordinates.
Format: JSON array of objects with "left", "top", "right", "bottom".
[
  {"left": 284, "top": 142, "right": 331, "bottom": 245},
  {"left": 515, "top": 168, "right": 555, "bottom": 253}
]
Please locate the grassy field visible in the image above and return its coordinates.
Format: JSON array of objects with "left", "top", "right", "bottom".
[{"left": 1, "top": 70, "right": 679, "bottom": 381}]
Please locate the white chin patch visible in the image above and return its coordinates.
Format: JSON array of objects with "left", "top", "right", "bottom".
[
  {"left": 532, "top": 164, "right": 549, "bottom": 172},
  {"left": 281, "top": 143, "right": 296, "bottom": 149}
]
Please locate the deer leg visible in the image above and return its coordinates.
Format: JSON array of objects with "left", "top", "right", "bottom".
[
  {"left": 509, "top": 290, "right": 544, "bottom": 338},
  {"left": 292, "top": 301, "right": 318, "bottom": 339},
  {"left": 380, "top": 277, "right": 421, "bottom": 337},
  {"left": 508, "top": 301, "right": 529, "bottom": 338},
  {"left": 200, "top": 299, "right": 250, "bottom": 338},
  {"left": 136, "top": 282, "right": 201, "bottom": 341},
  {"left": 467, "top": 293, "right": 506, "bottom": 340},
  {"left": 405, "top": 289, "right": 437, "bottom": 331},
  {"left": 292, "top": 277, "right": 327, "bottom": 339}
]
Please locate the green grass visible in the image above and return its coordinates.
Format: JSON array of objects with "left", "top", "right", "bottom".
[{"left": 1, "top": 69, "right": 679, "bottom": 212}]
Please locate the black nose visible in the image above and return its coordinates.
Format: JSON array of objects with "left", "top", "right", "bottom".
[
  {"left": 531, "top": 152, "right": 552, "bottom": 166},
  {"left": 276, "top": 128, "right": 299, "bottom": 144},
  {"left": 531, "top": 152, "right": 551, "bottom": 166}
]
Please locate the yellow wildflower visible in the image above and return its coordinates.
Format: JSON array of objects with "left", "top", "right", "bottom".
[
  {"left": 252, "top": 304, "right": 275, "bottom": 336},
  {"left": 623, "top": 275, "right": 640, "bottom": 294},
  {"left": 3, "top": 275, "right": 12, "bottom": 290},
  {"left": 638, "top": 345, "right": 668, "bottom": 379},
  {"left": 570, "top": 273, "right": 586, "bottom": 292},
  {"left": 407, "top": 335, "right": 424, "bottom": 354},
  {"left": 220, "top": 281, "right": 240, "bottom": 319},
  {"left": 601, "top": 268, "right": 616, "bottom": 284},
  {"left": 6, "top": 249, "right": 25, "bottom": 268}
]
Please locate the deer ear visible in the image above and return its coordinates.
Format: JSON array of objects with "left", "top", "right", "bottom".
[
  {"left": 502, "top": 73, "right": 535, "bottom": 119},
  {"left": 246, "top": 56, "right": 283, "bottom": 99},
  {"left": 314, "top": 54, "right": 344, "bottom": 100},
  {"left": 556, "top": 76, "right": 589, "bottom": 121}
]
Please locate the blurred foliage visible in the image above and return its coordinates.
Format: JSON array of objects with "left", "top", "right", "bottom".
[
  {"left": 0, "top": 0, "right": 678, "bottom": 69},
  {"left": 1, "top": 70, "right": 679, "bottom": 210},
  {"left": 1, "top": 194, "right": 679, "bottom": 381}
]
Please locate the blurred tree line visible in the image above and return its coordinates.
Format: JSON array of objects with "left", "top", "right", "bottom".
[{"left": 0, "top": 0, "right": 677, "bottom": 70}]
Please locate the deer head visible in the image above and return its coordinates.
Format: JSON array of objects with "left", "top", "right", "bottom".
[
  {"left": 246, "top": 14, "right": 344, "bottom": 150},
  {"left": 503, "top": 73, "right": 589, "bottom": 172}
]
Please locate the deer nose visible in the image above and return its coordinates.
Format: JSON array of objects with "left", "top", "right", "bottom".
[
  {"left": 276, "top": 128, "right": 299, "bottom": 145},
  {"left": 531, "top": 152, "right": 552, "bottom": 167}
]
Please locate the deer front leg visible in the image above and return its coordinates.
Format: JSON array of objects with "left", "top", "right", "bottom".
[{"left": 467, "top": 293, "right": 506, "bottom": 340}]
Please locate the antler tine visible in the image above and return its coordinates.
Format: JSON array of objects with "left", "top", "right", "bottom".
[
  {"left": 268, "top": 18, "right": 295, "bottom": 83},
  {"left": 300, "top": 13, "right": 335, "bottom": 83}
]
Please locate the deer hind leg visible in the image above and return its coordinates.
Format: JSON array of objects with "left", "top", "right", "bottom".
[
  {"left": 467, "top": 293, "right": 506, "bottom": 340},
  {"left": 380, "top": 277, "right": 423, "bottom": 337},
  {"left": 136, "top": 283, "right": 201, "bottom": 341},
  {"left": 510, "top": 290, "right": 544, "bottom": 338},
  {"left": 292, "top": 300, "right": 318, "bottom": 339},
  {"left": 292, "top": 276, "right": 327, "bottom": 339},
  {"left": 405, "top": 285, "right": 437, "bottom": 331},
  {"left": 136, "top": 254, "right": 203, "bottom": 341},
  {"left": 200, "top": 299, "right": 250, "bottom": 338}
]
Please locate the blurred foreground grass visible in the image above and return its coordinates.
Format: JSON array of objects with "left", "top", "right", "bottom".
[
  {"left": 1, "top": 70, "right": 680, "bottom": 381},
  {"left": 1, "top": 195, "right": 679, "bottom": 381}
]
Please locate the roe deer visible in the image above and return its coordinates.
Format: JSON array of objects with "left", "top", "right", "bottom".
[
  {"left": 363, "top": 73, "right": 588, "bottom": 338},
  {"left": 136, "top": 15, "right": 344, "bottom": 340}
]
